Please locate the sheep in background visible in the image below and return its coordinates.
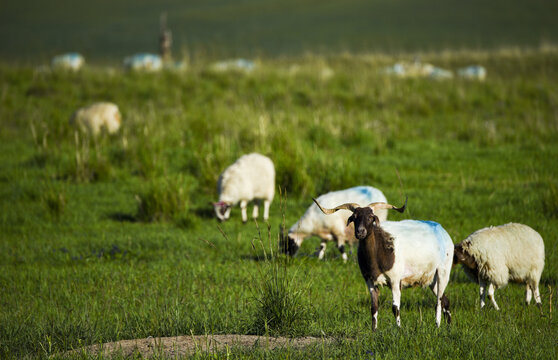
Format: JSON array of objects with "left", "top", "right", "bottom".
[
  {"left": 458, "top": 65, "right": 487, "bottom": 81},
  {"left": 281, "top": 186, "right": 388, "bottom": 262},
  {"left": 52, "top": 53, "right": 84, "bottom": 71},
  {"left": 123, "top": 53, "right": 163, "bottom": 72},
  {"left": 69, "top": 102, "right": 121, "bottom": 137},
  {"left": 314, "top": 198, "right": 453, "bottom": 329},
  {"left": 213, "top": 153, "right": 275, "bottom": 223},
  {"left": 453, "top": 223, "right": 545, "bottom": 310}
]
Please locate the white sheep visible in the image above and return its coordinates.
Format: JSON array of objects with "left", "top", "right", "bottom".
[
  {"left": 69, "top": 102, "right": 122, "bottom": 137},
  {"left": 453, "top": 223, "right": 545, "bottom": 310},
  {"left": 52, "top": 53, "right": 84, "bottom": 71},
  {"left": 314, "top": 199, "right": 454, "bottom": 329},
  {"left": 213, "top": 153, "right": 275, "bottom": 223},
  {"left": 281, "top": 186, "right": 388, "bottom": 262},
  {"left": 123, "top": 53, "right": 163, "bottom": 72}
]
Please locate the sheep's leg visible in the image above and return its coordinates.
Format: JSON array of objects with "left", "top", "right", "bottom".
[
  {"left": 240, "top": 200, "right": 248, "bottom": 223},
  {"left": 487, "top": 283, "right": 500, "bottom": 310},
  {"left": 315, "top": 241, "right": 327, "bottom": 260},
  {"left": 391, "top": 281, "right": 402, "bottom": 327},
  {"left": 332, "top": 232, "right": 348, "bottom": 263},
  {"left": 366, "top": 279, "right": 379, "bottom": 330},
  {"left": 431, "top": 270, "right": 451, "bottom": 326},
  {"left": 262, "top": 200, "right": 271, "bottom": 221},
  {"left": 525, "top": 284, "right": 533, "bottom": 305},
  {"left": 430, "top": 271, "right": 443, "bottom": 327},
  {"left": 441, "top": 294, "right": 451, "bottom": 325},
  {"left": 252, "top": 201, "right": 259, "bottom": 220},
  {"left": 337, "top": 244, "right": 348, "bottom": 263},
  {"left": 532, "top": 282, "right": 542, "bottom": 308},
  {"left": 479, "top": 280, "right": 487, "bottom": 309}
]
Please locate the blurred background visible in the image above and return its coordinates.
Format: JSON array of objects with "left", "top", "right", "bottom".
[{"left": 1, "top": 0, "right": 558, "bottom": 63}]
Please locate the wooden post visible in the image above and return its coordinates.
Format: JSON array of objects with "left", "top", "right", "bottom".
[{"left": 159, "top": 12, "right": 172, "bottom": 63}]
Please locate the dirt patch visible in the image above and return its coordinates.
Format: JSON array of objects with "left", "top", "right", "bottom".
[{"left": 67, "top": 334, "right": 331, "bottom": 358}]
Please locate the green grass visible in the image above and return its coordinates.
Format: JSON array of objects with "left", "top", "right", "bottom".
[{"left": 0, "top": 48, "right": 557, "bottom": 359}]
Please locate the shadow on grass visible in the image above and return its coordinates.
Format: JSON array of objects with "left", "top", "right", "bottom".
[
  {"left": 107, "top": 212, "right": 137, "bottom": 222},
  {"left": 193, "top": 206, "right": 215, "bottom": 219}
]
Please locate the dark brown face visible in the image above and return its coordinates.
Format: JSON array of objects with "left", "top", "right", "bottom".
[
  {"left": 453, "top": 244, "right": 476, "bottom": 269},
  {"left": 347, "top": 207, "right": 378, "bottom": 240}
]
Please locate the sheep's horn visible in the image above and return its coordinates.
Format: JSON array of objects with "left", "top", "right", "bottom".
[
  {"left": 312, "top": 198, "right": 360, "bottom": 215},
  {"left": 367, "top": 196, "right": 407, "bottom": 213}
]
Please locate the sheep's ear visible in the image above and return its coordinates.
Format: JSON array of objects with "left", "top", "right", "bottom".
[{"left": 347, "top": 214, "right": 355, "bottom": 226}]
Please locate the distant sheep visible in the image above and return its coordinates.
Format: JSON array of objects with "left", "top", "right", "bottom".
[
  {"left": 457, "top": 65, "right": 487, "bottom": 81},
  {"left": 454, "top": 223, "right": 545, "bottom": 310},
  {"left": 281, "top": 186, "right": 388, "bottom": 262},
  {"left": 123, "top": 53, "right": 163, "bottom": 72},
  {"left": 52, "top": 53, "right": 84, "bottom": 71},
  {"left": 69, "top": 102, "right": 121, "bottom": 137},
  {"left": 213, "top": 153, "right": 275, "bottom": 223}
]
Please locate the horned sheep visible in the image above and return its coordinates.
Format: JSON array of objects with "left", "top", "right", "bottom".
[
  {"left": 213, "top": 153, "right": 275, "bottom": 223},
  {"left": 314, "top": 198, "right": 454, "bottom": 329},
  {"left": 281, "top": 186, "right": 388, "bottom": 262},
  {"left": 69, "top": 102, "right": 121, "bottom": 137},
  {"left": 453, "top": 223, "right": 545, "bottom": 310}
]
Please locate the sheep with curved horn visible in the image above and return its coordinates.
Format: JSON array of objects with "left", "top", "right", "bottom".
[{"left": 313, "top": 196, "right": 453, "bottom": 329}]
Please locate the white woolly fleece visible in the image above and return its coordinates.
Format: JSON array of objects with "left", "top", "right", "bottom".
[
  {"left": 460, "top": 223, "right": 545, "bottom": 288},
  {"left": 217, "top": 153, "right": 275, "bottom": 205}
]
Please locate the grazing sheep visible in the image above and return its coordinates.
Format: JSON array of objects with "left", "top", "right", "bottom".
[
  {"left": 69, "top": 102, "right": 122, "bottom": 137},
  {"left": 281, "top": 186, "right": 388, "bottom": 262},
  {"left": 457, "top": 65, "right": 487, "bottom": 81},
  {"left": 123, "top": 53, "right": 163, "bottom": 72},
  {"left": 213, "top": 153, "right": 275, "bottom": 223},
  {"left": 314, "top": 198, "right": 453, "bottom": 329},
  {"left": 52, "top": 53, "right": 84, "bottom": 71},
  {"left": 453, "top": 223, "right": 545, "bottom": 310}
]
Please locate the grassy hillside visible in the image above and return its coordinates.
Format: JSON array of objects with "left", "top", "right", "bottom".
[
  {"left": 0, "top": 48, "right": 557, "bottom": 358},
  {"left": 1, "top": 0, "right": 558, "bottom": 62}
]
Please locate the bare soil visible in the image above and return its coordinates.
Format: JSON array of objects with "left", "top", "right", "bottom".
[{"left": 67, "top": 334, "right": 330, "bottom": 358}]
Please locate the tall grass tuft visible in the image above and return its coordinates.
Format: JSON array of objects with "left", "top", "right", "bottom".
[
  {"left": 250, "top": 202, "right": 311, "bottom": 336},
  {"left": 70, "top": 131, "right": 113, "bottom": 182},
  {"left": 40, "top": 180, "right": 66, "bottom": 219},
  {"left": 135, "top": 175, "right": 193, "bottom": 222},
  {"left": 542, "top": 182, "right": 558, "bottom": 218}
]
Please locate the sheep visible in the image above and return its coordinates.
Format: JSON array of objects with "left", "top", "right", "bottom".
[
  {"left": 123, "top": 53, "right": 163, "bottom": 72},
  {"left": 281, "top": 186, "right": 388, "bottom": 262},
  {"left": 69, "top": 102, "right": 122, "bottom": 137},
  {"left": 457, "top": 65, "right": 487, "bottom": 81},
  {"left": 213, "top": 153, "right": 275, "bottom": 223},
  {"left": 313, "top": 198, "right": 453, "bottom": 329},
  {"left": 453, "top": 223, "right": 545, "bottom": 310},
  {"left": 52, "top": 53, "right": 84, "bottom": 71}
]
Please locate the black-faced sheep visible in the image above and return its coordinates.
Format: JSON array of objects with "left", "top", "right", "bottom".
[
  {"left": 453, "top": 223, "right": 545, "bottom": 310},
  {"left": 281, "top": 186, "right": 388, "bottom": 262}
]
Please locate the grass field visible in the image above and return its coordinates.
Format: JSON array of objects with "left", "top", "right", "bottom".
[
  {"left": 1, "top": 47, "right": 558, "bottom": 359},
  {"left": 2, "top": 0, "right": 558, "bottom": 62}
]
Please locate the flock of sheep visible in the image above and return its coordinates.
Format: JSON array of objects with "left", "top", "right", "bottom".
[
  {"left": 212, "top": 152, "right": 545, "bottom": 330},
  {"left": 70, "top": 102, "right": 545, "bottom": 330}
]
